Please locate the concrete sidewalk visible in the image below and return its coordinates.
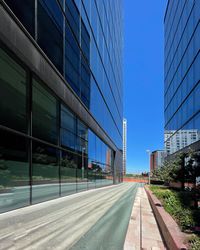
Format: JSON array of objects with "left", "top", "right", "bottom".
[
  {"left": 124, "top": 186, "right": 166, "bottom": 250},
  {"left": 0, "top": 183, "right": 139, "bottom": 250}
]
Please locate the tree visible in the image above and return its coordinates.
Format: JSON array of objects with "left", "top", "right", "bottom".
[
  {"left": 186, "top": 150, "right": 200, "bottom": 184},
  {"left": 173, "top": 152, "right": 187, "bottom": 190},
  {"left": 151, "top": 160, "right": 179, "bottom": 184},
  {"left": 185, "top": 149, "right": 200, "bottom": 208},
  {"left": 152, "top": 155, "right": 186, "bottom": 186},
  {"left": 61, "top": 157, "right": 76, "bottom": 169}
]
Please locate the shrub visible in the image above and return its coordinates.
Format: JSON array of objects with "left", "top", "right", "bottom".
[
  {"left": 177, "top": 208, "right": 194, "bottom": 230},
  {"left": 189, "top": 235, "right": 200, "bottom": 250},
  {"left": 149, "top": 186, "right": 195, "bottom": 230}
]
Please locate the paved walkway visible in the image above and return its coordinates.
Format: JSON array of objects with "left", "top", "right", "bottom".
[
  {"left": 124, "top": 186, "right": 166, "bottom": 250},
  {"left": 0, "top": 183, "right": 140, "bottom": 250}
]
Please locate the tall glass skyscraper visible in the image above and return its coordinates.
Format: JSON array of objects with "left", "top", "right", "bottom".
[
  {"left": 0, "top": 0, "right": 123, "bottom": 213},
  {"left": 164, "top": 0, "right": 200, "bottom": 155}
]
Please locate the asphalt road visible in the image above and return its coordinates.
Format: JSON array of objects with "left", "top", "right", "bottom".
[{"left": 0, "top": 182, "right": 141, "bottom": 250}]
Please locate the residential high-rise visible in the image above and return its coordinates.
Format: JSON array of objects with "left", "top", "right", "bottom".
[
  {"left": 123, "top": 118, "right": 127, "bottom": 175},
  {"left": 164, "top": 0, "right": 200, "bottom": 156},
  {"left": 164, "top": 129, "right": 200, "bottom": 155},
  {"left": 0, "top": 0, "right": 123, "bottom": 213},
  {"left": 150, "top": 150, "right": 166, "bottom": 172}
]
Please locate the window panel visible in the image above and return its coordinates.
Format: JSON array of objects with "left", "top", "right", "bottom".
[
  {"left": 0, "top": 130, "right": 29, "bottom": 213},
  {"left": 61, "top": 129, "right": 75, "bottom": 150},
  {"left": 5, "top": 0, "right": 35, "bottom": 37},
  {"left": 88, "top": 130, "right": 96, "bottom": 161},
  {"left": 0, "top": 48, "right": 27, "bottom": 133},
  {"left": 38, "top": 0, "right": 63, "bottom": 73},
  {"left": 81, "top": 20, "right": 90, "bottom": 62},
  {"left": 77, "top": 120, "right": 88, "bottom": 140},
  {"left": 81, "top": 56, "right": 90, "bottom": 108},
  {"left": 32, "top": 141, "right": 59, "bottom": 204},
  {"left": 194, "top": 113, "right": 200, "bottom": 131},
  {"left": 32, "top": 79, "right": 58, "bottom": 144},
  {"left": 61, "top": 105, "right": 76, "bottom": 133},
  {"left": 76, "top": 137, "right": 87, "bottom": 153},
  {"left": 95, "top": 163, "right": 103, "bottom": 188},
  {"left": 194, "top": 83, "right": 200, "bottom": 114},
  {"left": 87, "top": 166, "right": 96, "bottom": 190},
  {"left": 60, "top": 150, "right": 77, "bottom": 195},
  {"left": 65, "top": 0, "right": 80, "bottom": 40},
  {"left": 76, "top": 154, "right": 88, "bottom": 192},
  {"left": 65, "top": 0, "right": 81, "bottom": 97}
]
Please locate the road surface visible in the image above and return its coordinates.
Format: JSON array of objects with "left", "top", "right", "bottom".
[{"left": 0, "top": 183, "right": 142, "bottom": 250}]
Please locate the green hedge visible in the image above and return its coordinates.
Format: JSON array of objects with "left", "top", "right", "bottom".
[
  {"left": 150, "top": 186, "right": 200, "bottom": 230},
  {"left": 150, "top": 186, "right": 195, "bottom": 230},
  {"left": 189, "top": 235, "right": 200, "bottom": 250},
  {"left": 149, "top": 186, "right": 200, "bottom": 249}
]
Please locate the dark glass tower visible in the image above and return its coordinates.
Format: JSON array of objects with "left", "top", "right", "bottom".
[
  {"left": 164, "top": 0, "right": 200, "bottom": 155},
  {"left": 0, "top": 0, "right": 123, "bottom": 213}
]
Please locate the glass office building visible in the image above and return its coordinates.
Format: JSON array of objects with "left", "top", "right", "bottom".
[
  {"left": 164, "top": 0, "right": 200, "bottom": 155},
  {"left": 0, "top": 0, "right": 123, "bottom": 213}
]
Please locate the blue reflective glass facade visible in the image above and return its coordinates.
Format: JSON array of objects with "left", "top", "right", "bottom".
[
  {"left": 164, "top": 0, "right": 200, "bottom": 155},
  {"left": 78, "top": 0, "right": 124, "bottom": 149},
  {"left": 0, "top": 0, "right": 123, "bottom": 212},
  {"left": 4, "top": 0, "right": 123, "bottom": 149}
]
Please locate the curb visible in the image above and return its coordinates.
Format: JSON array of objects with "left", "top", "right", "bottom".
[{"left": 145, "top": 186, "right": 188, "bottom": 250}]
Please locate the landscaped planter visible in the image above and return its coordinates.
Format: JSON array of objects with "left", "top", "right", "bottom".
[{"left": 145, "top": 186, "right": 188, "bottom": 250}]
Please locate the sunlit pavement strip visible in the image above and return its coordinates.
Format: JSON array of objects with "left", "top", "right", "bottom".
[
  {"left": 0, "top": 183, "right": 136, "bottom": 250},
  {"left": 70, "top": 183, "right": 141, "bottom": 250},
  {"left": 124, "top": 188, "right": 141, "bottom": 250},
  {"left": 124, "top": 187, "right": 166, "bottom": 250}
]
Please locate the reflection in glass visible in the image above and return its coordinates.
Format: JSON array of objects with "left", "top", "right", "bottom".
[
  {"left": 77, "top": 120, "right": 88, "bottom": 141},
  {"left": 61, "top": 105, "right": 76, "bottom": 133},
  {"left": 76, "top": 137, "right": 87, "bottom": 153},
  {"left": 32, "top": 141, "right": 59, "bottom": 204},
  {"left": 61, "top": 129, "right": 76, "bottom": 150},
  {"left": 61, "top": 105, "right": 76, "bottom": 150},
  {"left": 164, "top": 1, "right": 200, "bottom": 156},
  {"left": 60, "top": 150, "right": 77, "bottom": 195},
  {"left": 87, "top": 160, "right": 96, "bottom": 189},
  {"left": 32, "top": 79, "right": 58, "bottom": 144},
  {"left": 81, "top": 55, "right": 90, "bottom": 108},
  {"left": 88, "top": 130, "right": 96, "bottom": 161},
  {"left": 38, "top": 0, "right": 63, "bottom": 73},
  {"left": 0, "top": 48, "right": 27, "bottom": 133},
  {"left": 65, "top": 0, "right": 79, "bottom": 40},
  {"left": 0, "top": 0, "right": 124, "bottom": 209},
  {"left": 95, "top": 163, "right": 103, "bottom": 188},
  {"left": 65, "top": 2, "right": 80, "bottom": 97},
  {"left": 165, "top": 117, "right": 200, "bottom": 155},
  {"left": 64, "top": 0, "right": 91, "bottom": 108},
  {"left": 0, "top": 130, "right": 29, "bottom": 213},
  {"left": 5, "top": 0, "right": 35, "bottom": 37},
  {"left": 194, "top": 113, "right": 200, "bottom": 131},
  {"left": 76, "top": 153, "right": 88, "bottom": 192},
  {"left": 88, "top": 130, "right": 113, "bottom": 186},
  {"left": 102, "top": 163, "right": 113, "bottom": 187}
]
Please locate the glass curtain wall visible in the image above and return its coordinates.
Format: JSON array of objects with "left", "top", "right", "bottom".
[
  {"left": 164, "top": 1, "right": 200, "bottom": 154},
  {"left": 3, "top": 0, "right": 123, "bottom": 150},
  {"left": 0, "top": 46, "right": 114, "bottom": 213}
]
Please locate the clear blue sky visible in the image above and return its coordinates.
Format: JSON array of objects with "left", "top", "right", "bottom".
[{"left": 124, "top": 0, "right": 167, "bottom": 173}]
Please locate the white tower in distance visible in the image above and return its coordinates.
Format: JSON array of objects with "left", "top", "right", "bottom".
[{"left": 123, "top": 118, "right": 127, "bottom": 175}]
